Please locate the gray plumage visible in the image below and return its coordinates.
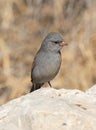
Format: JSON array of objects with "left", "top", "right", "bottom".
[{"left": 30, "top": 32, "right": 67, "bottom": 92}]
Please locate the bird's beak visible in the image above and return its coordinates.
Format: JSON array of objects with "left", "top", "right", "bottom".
[{"left": 60, "top": 41, "right": 68, "bottom": 46}]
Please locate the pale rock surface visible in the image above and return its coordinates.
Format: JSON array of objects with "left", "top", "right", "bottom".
[
  {"left": 0, "top": 85, "right": 96, "bottom": 130},
  {"left": 86, "top": 84, "right": 96, "bottom": 97}
]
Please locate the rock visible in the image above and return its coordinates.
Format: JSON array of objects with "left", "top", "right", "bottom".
[
  {"left": 0, "top": 86, "right": 96, "bottom": 130},
  {"left": 86, "top": 84, "right": 96, "bottom": 97}
]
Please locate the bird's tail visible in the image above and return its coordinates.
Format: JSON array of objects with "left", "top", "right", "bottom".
[{"left": 30, "top": 83, "right": 44, "bottom": 92}]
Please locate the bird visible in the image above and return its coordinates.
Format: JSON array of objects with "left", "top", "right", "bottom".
[{"left": 30, "top": 32, "right": 68, "bottom": 92}]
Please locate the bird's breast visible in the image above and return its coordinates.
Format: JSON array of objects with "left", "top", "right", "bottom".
[{"left": 32, "top": 52, "right": 61, "bottom": 83}]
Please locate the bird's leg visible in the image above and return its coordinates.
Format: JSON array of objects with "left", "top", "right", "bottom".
[{"left": 48, "top": 81, "right": 52, "bottom": 87}]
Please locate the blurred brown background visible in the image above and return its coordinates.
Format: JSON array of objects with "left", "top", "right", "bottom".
[{"left": 0, "top": 0, "right": 96, "bottom": 105}]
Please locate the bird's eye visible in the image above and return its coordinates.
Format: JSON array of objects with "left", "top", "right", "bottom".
[
  {"left": 54, "top": 41, "right": 58, "bottom": 44},
  {"left": 54, "top": 41, "right": 62, "bottom": 44}
]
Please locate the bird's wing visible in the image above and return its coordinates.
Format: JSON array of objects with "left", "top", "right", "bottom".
[
  {"left": 31, "top": 62, "right": 34, "bottom": 82},
  {"left": 31, "top": 51, "right": 40, "bottom": 82}
]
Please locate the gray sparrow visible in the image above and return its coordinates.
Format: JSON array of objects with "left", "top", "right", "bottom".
[{"left": 30, "top": 32, "right": 68, "bottom": 92}]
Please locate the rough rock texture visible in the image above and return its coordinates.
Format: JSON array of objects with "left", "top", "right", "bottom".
[{"left": 0, "top": 86, "right": 96, "bottom": 130}]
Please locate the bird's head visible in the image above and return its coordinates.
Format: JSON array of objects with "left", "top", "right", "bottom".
[{"left": 41, "top": 32, "right": 68, "bottom": 53}]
